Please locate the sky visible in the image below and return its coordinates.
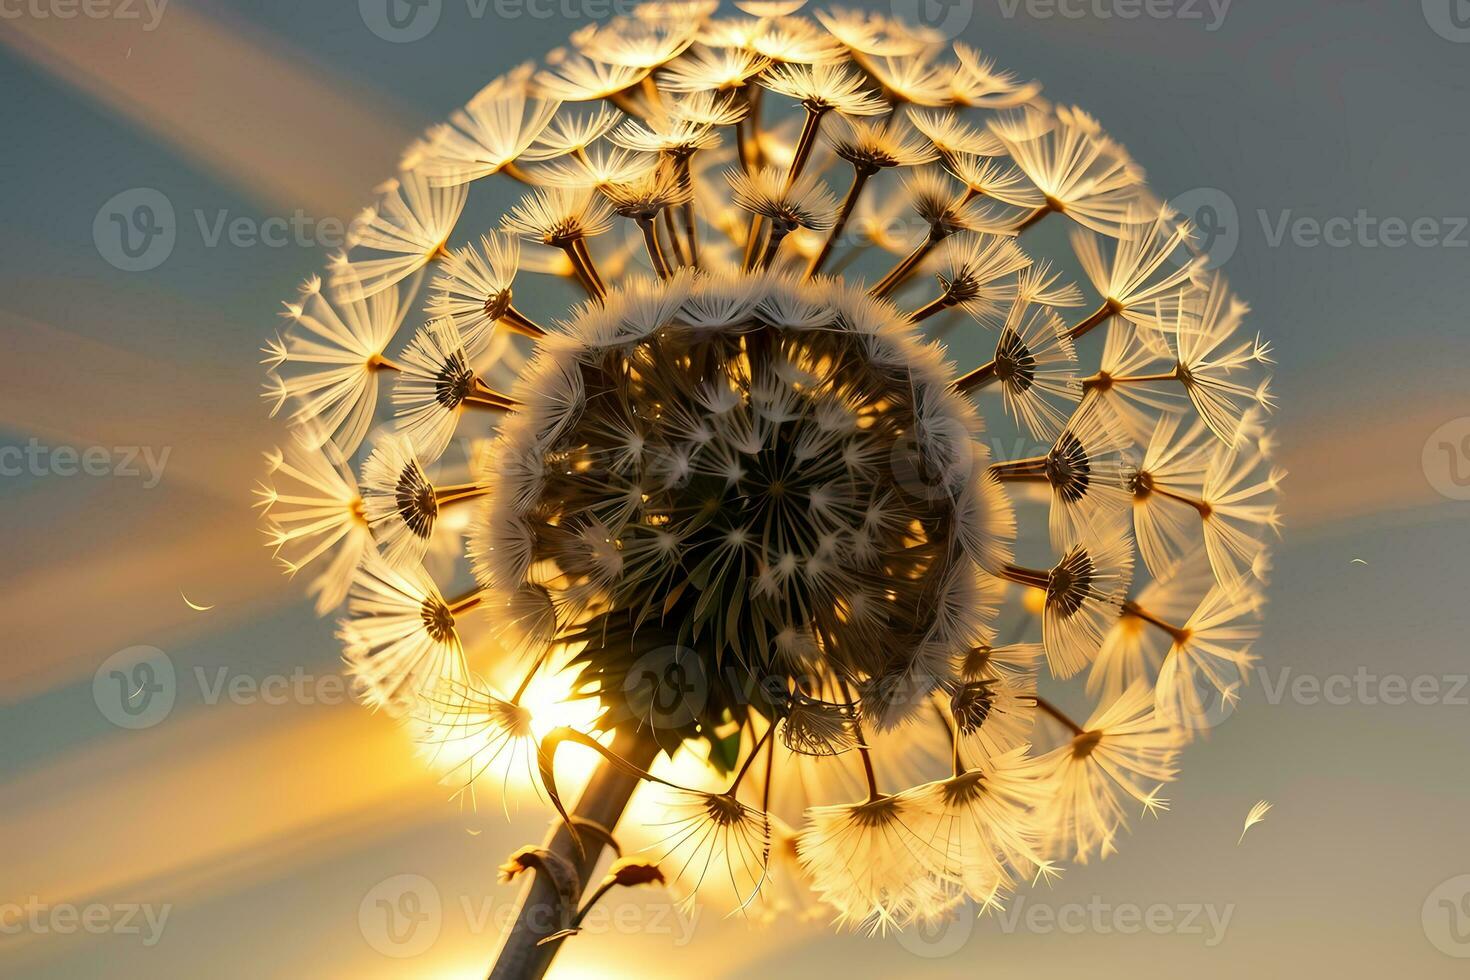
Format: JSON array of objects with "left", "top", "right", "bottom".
[{"left": 2, "top": 0, "right": 1469, "bottom": 977}]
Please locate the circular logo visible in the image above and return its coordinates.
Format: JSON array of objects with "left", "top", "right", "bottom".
[
  {"left": 1423, "top": 874, "right": 1470, "bottom": 957},
  {"left": 890, "top": 415, "right": 975, "bottom": 505},
  {"left": 1422, "top": 417, "right": 1470, "bottom": 501},
  {"left": 1167, "top": 187, "right": 1239, "bottom": 271},
  {"left": 890, "top": 0, "right": 974, "bottom": 41},
  {"left": 897, "top": 906, "right": 975, "bottom": 958},
  {"left": 622, "top": 645, "right": 708, "bottom": 728},
  {"left": 359, "top": 874, "right": 443, "bottom": 958},
  {"left": 359, "top": 0, "right": 442, "bottom": 43},
  {"left": 93, "top": 646, "right": 177, "bottom": 729},
  {"left": 1423, "top": 0, "right": 1470, "bottom": 42},
  {"left": 93, "top": 188, "right": 175, "bottom": 272}
]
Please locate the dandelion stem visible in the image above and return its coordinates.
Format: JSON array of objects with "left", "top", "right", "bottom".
[
  {"left": 465, "top": 377, "right": 520, "bottom": 410},
  {"left": 1013, "top": 201, "right": 1055, "bottom": 234},
  {"left": 368, "top": 353, "right": 404, "bottom": 373},
  {"left": 953, "top": 358, "right": 998, "bottom": 394},
  {"left": 910, "top": 294, "right": 954, "bottom": 323},
  {"left": 502, "top": 162, "right": 537, "bottom": 185},
  {"left": 989, "top": 455, "right": 1051, "bottom": 482},
  {"left": 676, "top": 155, "right": 701, "bottom": 266},
  {"left": 843, "top": 685, "right": 882, "bottom": 802},
  {"left": 570, "top": 878, "right": 620, "bottom": 930},
  {"left": 637, "top": 216, "right": 675, "bottom": 279},
  {"left": 661, "top": 206, "right": 689, "bottom": 267},
  {"left": 1122, "top": 599, "right": 1192, "bottom": 644},
  {"left": 434, "top": 482, "right": 491, "bottom": 507},
  {"left": 808, "top": 166, "right": 871, "bottom": 277},
  {"left": 487, "top": 730, "right": 660, "bottom": 980},
  {"left": 1000, "top": 562, "right": 1051, "bottom": 591},
  {"left": 500, "top": 305, "right": 548, "bottom": 339},
  {"left": 870, "top": 227, "right": 945, "bottom": 299},
  {"left": 727, "top": 725, "right": 773, "bottom": 793},
  {"left": 756, "top": 226, "right": 790, "bottom": 271},
  {"left": 448, "top": 589, "right": 483, "bottom": 617},
  {"left": 786, "top": 105, "right": 828, "bottom": 188},
  {"left": 561, "top": 238, "right": 607, "bottom": 300},
  {"left": 1082, "top": 366, "right": 1181, "bottom": 390},
  {"left": 1142, "top": 482, "right": 1213, "bottom": 518},
  {"left": 1068, "top": 298, "right": 1121, "bottom": 341},
  {"left": 1033, "top": 696, "right": 1085, "bottom": 736}
]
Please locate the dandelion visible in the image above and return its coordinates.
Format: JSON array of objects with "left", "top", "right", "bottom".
[
  {"left": 906, "top": 747, "right": 1054, "bottom": 905},
  {"left": 427, "top": 232, "right": 545, "bottom": 353},
  {"left": 1071, "top": 204, "right": 1202, "bottom": 339},
  {"left": 994, "top": 105, "right": 1143, "bottom": 236},
  {"left": 259, "top": 5, "right": 1278, "bottom": 973},
  {"left": 330, "top": 170, "right": 467, "bottom": 297},
  {"left": 417, "top": 675, "right": 538, "bottom": 807},
  {"left": 1168, "top": 274, "right": 1276, "bottom": 446},
  {"left": 392, "top": 317, "right": 519, "bottom": 462},
  {"left": 1030, "top": 683, "right": 1184, "bottom": 862},
  {"left": 255, "top": 434, "right": 371, "bottom": 614},
  {"left": 1144, "top": 581, "right": 1263, "bottom": 732},
  {"left": 415, "top": 67, "right": 560, "bottom": 185},
  {"left": 360, "top": 433, "right": 489, "bottom": 567},
  {"left": 339, "top": 554, "right": 475, "bottom": 714},
  {"left": 262, "top": 275, "right": 408, "bottom": 456}
]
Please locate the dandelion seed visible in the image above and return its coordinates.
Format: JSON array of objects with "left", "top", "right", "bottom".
[
  {"left": 1238, "top": 800, "right": 1272, "bottom": 844},
  {"left": 331, "top": 171, "right": 467, "bottom": 297}
]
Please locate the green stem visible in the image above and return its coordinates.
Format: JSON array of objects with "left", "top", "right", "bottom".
[{"left": 486, "top": 731, "right": 660, "bottom": 980}]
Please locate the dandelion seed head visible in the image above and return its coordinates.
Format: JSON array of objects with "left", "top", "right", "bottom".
[{"left": 260, "top": 0, "right": 1279, "bottom": 935}]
